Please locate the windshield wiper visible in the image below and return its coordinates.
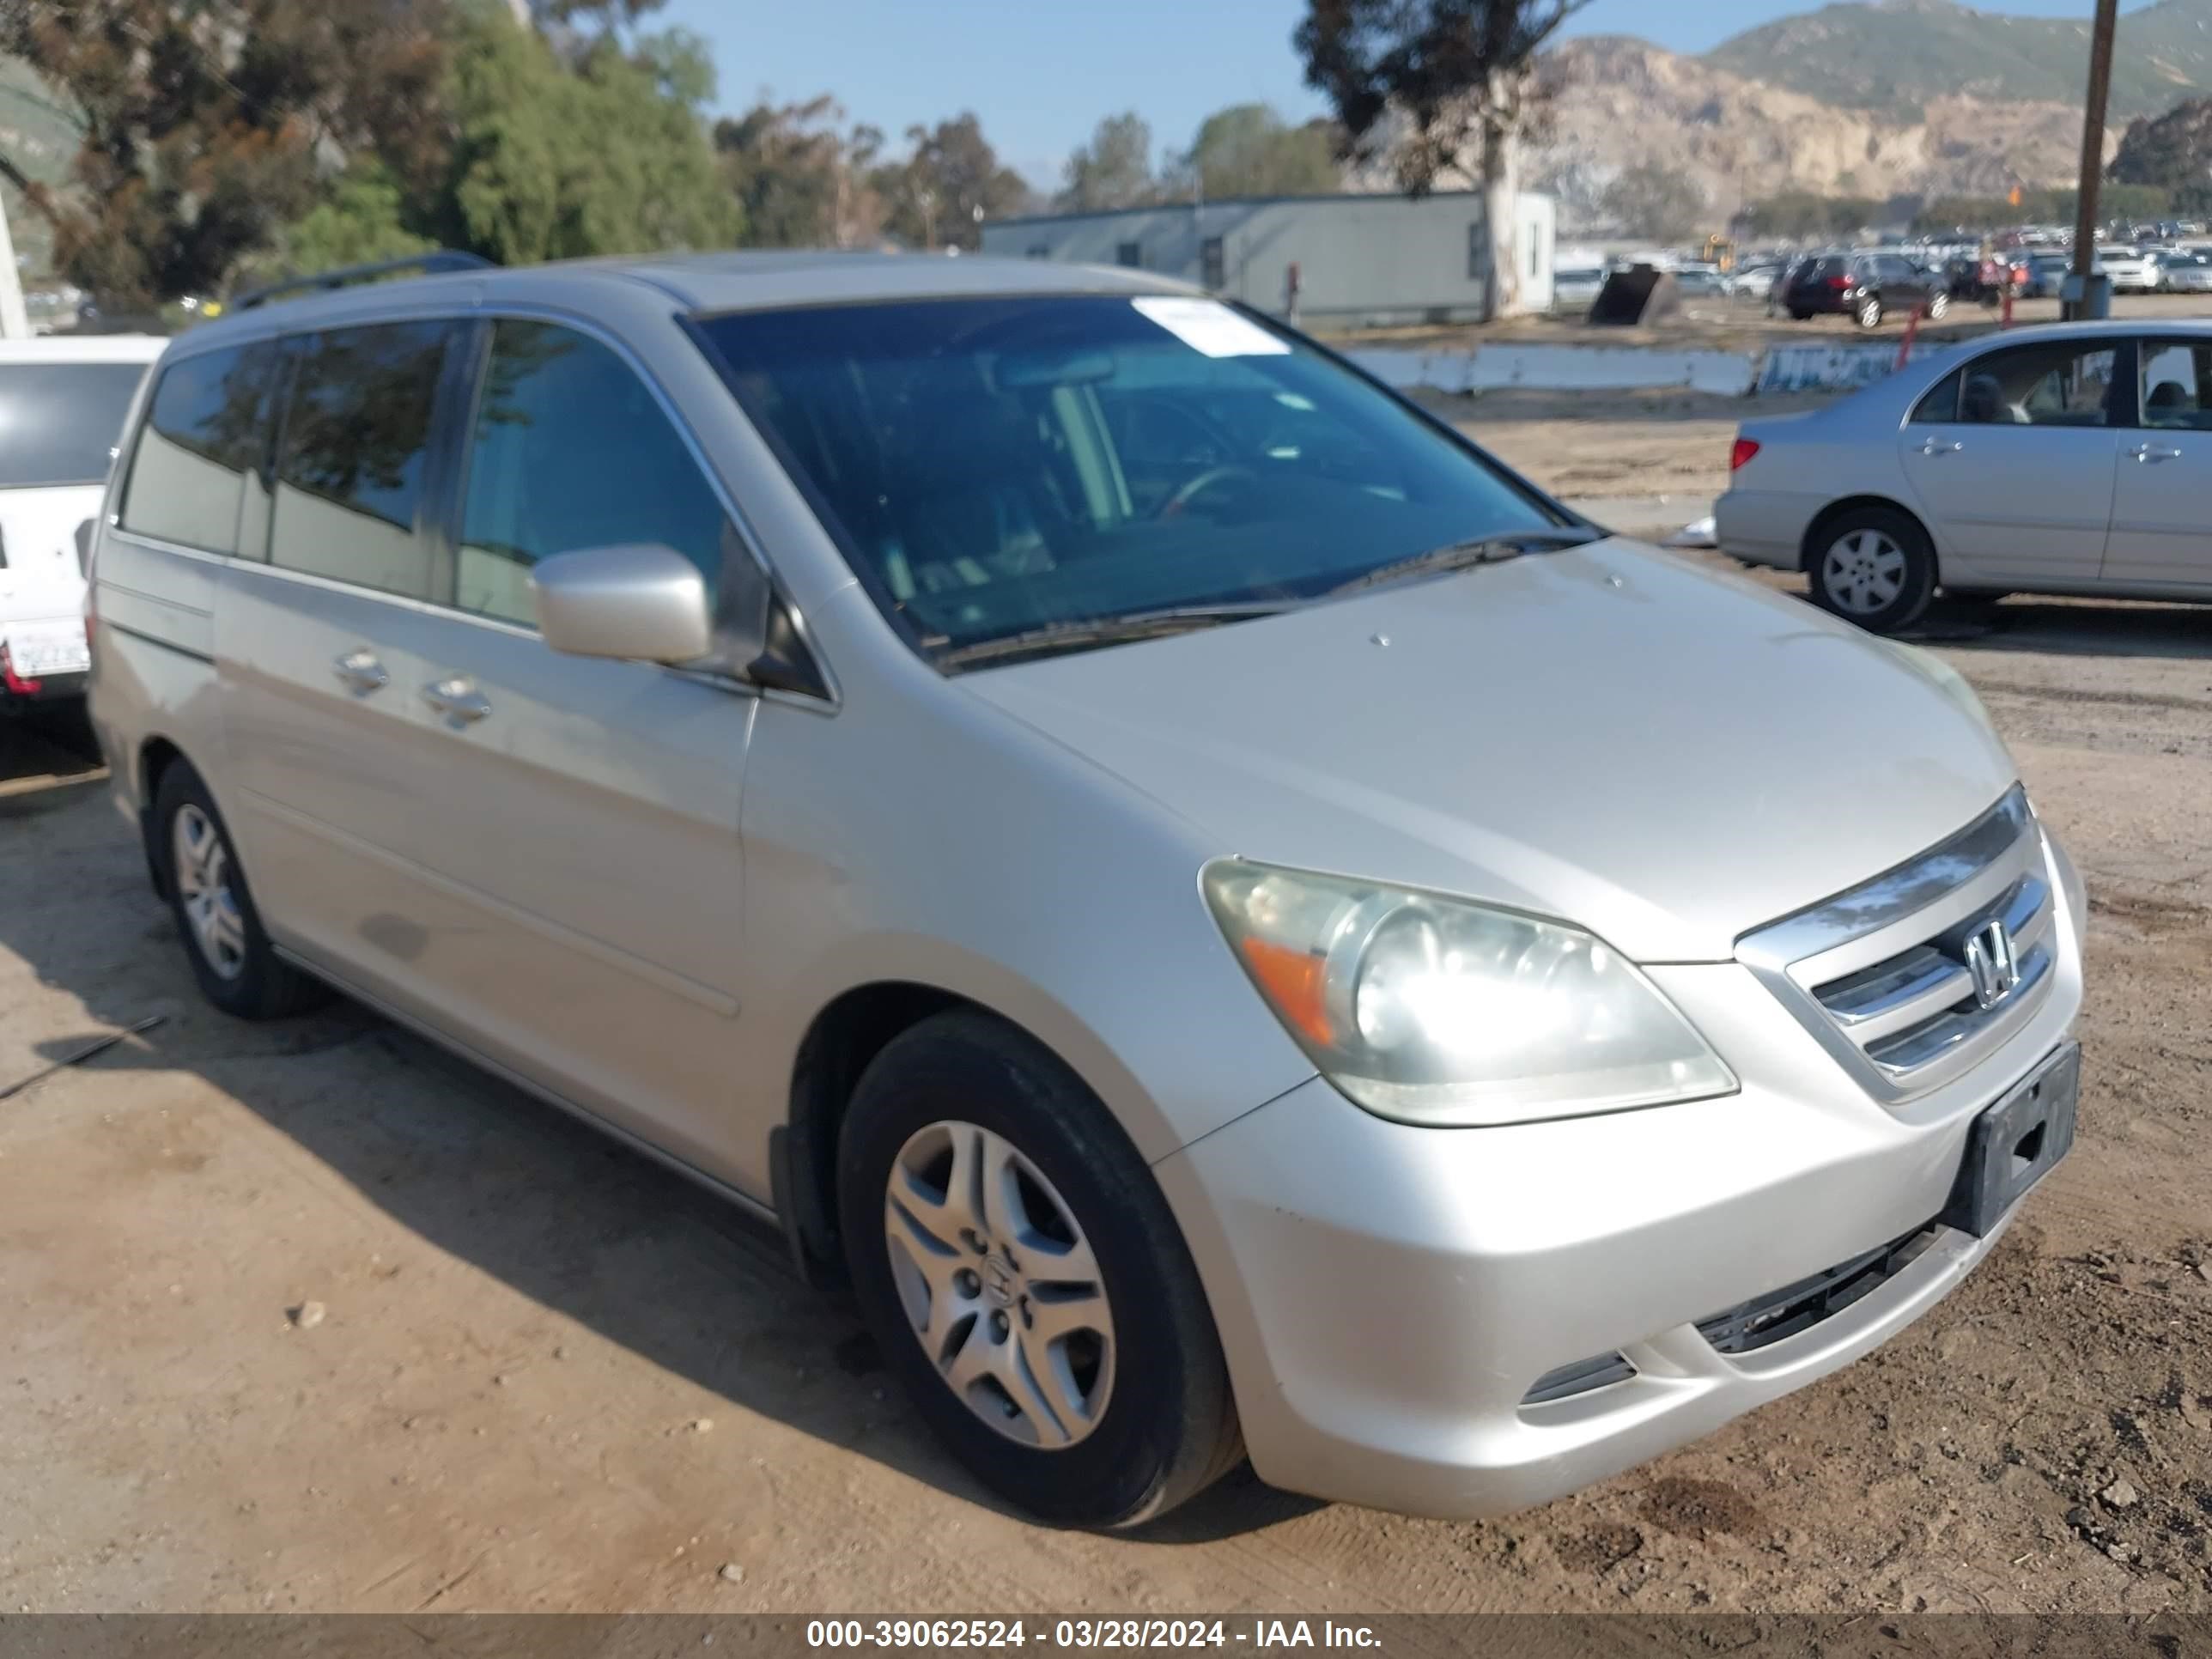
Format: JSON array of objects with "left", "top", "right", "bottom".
[
  {"left": 933, "top": 600, "right": 1294, "bottom": 670},
  {"left": 1324, "top": 528, "right": 1601, "bottom": 597}
]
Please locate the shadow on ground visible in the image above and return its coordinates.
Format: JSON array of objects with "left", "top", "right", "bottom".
[{"left": 0, "top": 767, "right": 1320, "bottom": 1546}]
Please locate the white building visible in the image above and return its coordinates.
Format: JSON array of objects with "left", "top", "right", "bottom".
[{"left": 980, "top": 190, "right": 1557, "bottom": 326}]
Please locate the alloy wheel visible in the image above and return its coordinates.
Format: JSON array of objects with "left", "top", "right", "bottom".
[
  {"left": 1821, "top": 529, "right": 1908, "bottom": 616},
  {"left": 883, "top": 1119, "right": 1115, "bottom": 1449},
  {"left": 172, "top": 804, "right": 247, "bottom": 980}
]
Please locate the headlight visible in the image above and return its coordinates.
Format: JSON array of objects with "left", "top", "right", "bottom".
[{"left": 1201, "top": 860, "right": 1737, "bottom": 1127}]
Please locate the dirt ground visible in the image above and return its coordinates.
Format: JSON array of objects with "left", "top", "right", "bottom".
[{"left": 4, "top": 470, "right": 2211, "bottom": 1614}]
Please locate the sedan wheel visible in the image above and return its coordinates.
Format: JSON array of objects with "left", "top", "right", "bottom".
[
  {"left": 884, "top": 1119, "right": 1114, "bottom": 1449},
  {"left": 1807, "top": 506, "right": 1938, "bottom": 635},
  {"left": 1857, "top": 297, "right": 1884, "bottom": 330},
  {"left": 1928, "top": 292, "right": 1951, "bottom": 320},
  {"left": 1821, "top": 529, "right": 1907, "bottom": 615}
]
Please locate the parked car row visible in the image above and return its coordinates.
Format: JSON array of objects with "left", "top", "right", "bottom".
[{"left": 77, "top": 249, "right": 2085, "bottom": 1530}]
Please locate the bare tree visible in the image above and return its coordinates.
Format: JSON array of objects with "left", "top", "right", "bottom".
[{"left": 1295, "top": 0, "right": 1592, "bottom": 319}]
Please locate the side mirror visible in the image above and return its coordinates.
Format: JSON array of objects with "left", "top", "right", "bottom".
[{"left": 531, "top": 543, "right": 713, "bottom": 665}]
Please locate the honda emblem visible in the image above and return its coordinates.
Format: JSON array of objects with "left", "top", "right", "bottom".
[{"left": 1962, "top": 920, "right": 2021, "bottom": 1012}]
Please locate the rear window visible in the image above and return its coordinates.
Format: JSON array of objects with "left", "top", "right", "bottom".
[
  {"left": 118, "top": 343, "right": 281, "bottom": 555},
  {"left": 0, "top": 362, "right": 149, "bottom": 489}
]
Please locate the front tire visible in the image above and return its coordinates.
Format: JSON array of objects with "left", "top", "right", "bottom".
[
  {"left": 1856, "top": 296, "right": 1885, "bottom": 330},
  {"left": 839, "top": 1012, "right": 1243, "bottom": 1528},
  {"left": 152, "top": 761, "right": 327, "bottom": 1019},
  {"left": 1808, "top": 506, "right": 1937, "bottom": 635}
]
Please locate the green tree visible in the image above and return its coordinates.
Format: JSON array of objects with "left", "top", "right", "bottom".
[
  {"left": 0, "top": 0, "right": 451, "bottom": 304},
  {"left": 871, "top": 113, "right": 1029, "bottom": 250},
  {"left": 257, "top": 162, "right": 439, "bottom": 283},
  {"left": 440, "top": 7, "right": 738, "bottom": 265},
  {"left": 1167, "top": 105, "right": 1339, "bottom": 200},
  {"left": 1057, "top": 112, "right": 1158, "bottom": 212},
  {"left": 716, "top": 95, "right": 884, "bottom": 248},
  {"left": 1600, "top": 161, "right": 1705, "bottom": 242},
  {"left": 1294, "top": 0, "right": 1593, "bottom": 319}
]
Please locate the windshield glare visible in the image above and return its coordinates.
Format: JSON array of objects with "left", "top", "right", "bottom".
[
  {"left": 695, "top": 295, "right": 1561, "bottom": 661},
  {"left": 0, "top": 362, "right": 149, "bottom": 489}
]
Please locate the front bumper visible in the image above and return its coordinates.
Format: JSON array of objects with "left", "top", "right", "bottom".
[{"left": 1158, "top": 841, "right": 2084, "bottom": 1520}]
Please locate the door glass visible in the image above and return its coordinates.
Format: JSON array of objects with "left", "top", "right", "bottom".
[
  {"left": 272, "top": 321, "right": 459, "bottom": 598},
  {"left": 2138, "top": 342, "right": 2211, "bottom": 428},
  {"left": 457, "top": 319, "right": 731, "bottom": 628},
  {"left": 1954, "top": 343, "right": 2117, "bottom": 428},
  {"left": 118, "top": 343, "right": 279, "bottom": 556}
]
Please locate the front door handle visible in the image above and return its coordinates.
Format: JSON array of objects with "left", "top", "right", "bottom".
[
  {"left": 422, "top": 676, "right": 492, "bottom": 725},
  {"left": 332, "top": 649, "right": 388, "bottom": 694},
  {"left": 2131, "top": 442, "right": 2185, "bottom": 464},
  {"left": 1917, "top": 438, "right": 1964, "bottom": 457}
]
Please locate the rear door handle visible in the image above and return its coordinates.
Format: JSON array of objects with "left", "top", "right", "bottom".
[
  {"left": 2130, "top": 443, "right": 2185, "bottom": 464},
  {"left": 422, "top": 676, "right": 492, "bottom": 725},
  {"left": 332, "top": 649, "right": 388, "bottom": 694},
  {"left": 1918, "top": 439, "right": 1964, "bottom": 457}
]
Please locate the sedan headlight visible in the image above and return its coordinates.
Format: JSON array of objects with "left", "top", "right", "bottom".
[{"left": 1202, "top": 860, "right": 1736, "bottom": 1127}]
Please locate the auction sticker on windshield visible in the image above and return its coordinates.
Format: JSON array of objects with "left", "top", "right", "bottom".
[
  {"left": 1131, "top": 296, "right": 1291, "bottom": 357},
  {"left": 4, "top": 618, "right": 91, "bottom": 678}
]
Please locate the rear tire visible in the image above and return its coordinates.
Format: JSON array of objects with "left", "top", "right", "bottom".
[
  {"left": 1788, "top": 307, "right": 1812, "bottom": 322},
  {"left": 1808, "top": 506, "right": 1937, "bottom": 635},
  {"left": 152, "top": 761, "right": 328, "bottom": 1020},
  {"left": 1856, "top": 296, "right": 1885, "bottom": 330},
  {"left": 838, "top": 1012, "right": 1243, "bottom": 1528},
  {"left": 1928, "top": 292, "right": 1952, "bottom": 320}
]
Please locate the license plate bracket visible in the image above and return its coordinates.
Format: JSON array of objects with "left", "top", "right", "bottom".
[{"left": 1940, "top": 1042, "right": 2079, "bottom": 1238}]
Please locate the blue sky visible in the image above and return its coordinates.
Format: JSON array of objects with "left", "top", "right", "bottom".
[{"left": 659, "top": 0, "right": 2151, "bottom": 189}]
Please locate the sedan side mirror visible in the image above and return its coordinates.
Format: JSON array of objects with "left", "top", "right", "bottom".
[{"left": 531, "top": 543, "right": 714, "bottom": 665}]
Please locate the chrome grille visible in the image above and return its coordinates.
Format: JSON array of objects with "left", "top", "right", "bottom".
[{"left": 1737, "top": 786, "right": 2060, "bottom": 1103}]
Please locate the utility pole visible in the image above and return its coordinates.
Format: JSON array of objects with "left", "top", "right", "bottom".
[
  {"left": 2065, "top": 0, "right": 2120, "bottom": 321},
  {"left": 0, "top": 191, "right": 27, "bottom": 340}
]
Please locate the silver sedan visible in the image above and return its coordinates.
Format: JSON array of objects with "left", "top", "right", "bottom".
[{"left": 1718, "top": 320, "right": 2212, "bottom": 632}]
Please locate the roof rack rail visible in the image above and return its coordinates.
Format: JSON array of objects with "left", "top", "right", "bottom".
[{"left": 233, "top": 250, "right": 495, "bottom": 312}]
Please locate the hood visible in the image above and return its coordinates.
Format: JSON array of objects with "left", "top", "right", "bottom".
[{"left": 962, "top": 539, "right": 2018, "bottom": 963}]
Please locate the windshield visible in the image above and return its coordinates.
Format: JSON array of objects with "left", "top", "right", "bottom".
[
  {"left": 694, "top": 295, "right": 1564, "bottom": 662},
  {"left": 0, "top": 362, "right": 149, "bottom": 489}
]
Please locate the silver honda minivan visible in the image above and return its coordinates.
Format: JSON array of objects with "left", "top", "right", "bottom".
[{"left": 88, "top": 252, "right": 2085, "bottom": 1528}]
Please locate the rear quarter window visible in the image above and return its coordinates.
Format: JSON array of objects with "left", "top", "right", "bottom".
[
  {"left": 118, "top": 343, "right": 281, "bottom": 555},
  {"left": 1910, "top": 370, "right": 1962, "bottom": 425}
]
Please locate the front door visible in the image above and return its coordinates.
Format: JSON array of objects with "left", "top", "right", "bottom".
[
  {"left": 1899, "top": 337, "right": 2126, "bottom": 587},
  {"left": 380, "top": 317, "right": 757, "bottom": 1182},
  {"left": 2102, "top": 336, "right": 2212, "bottom": 591}
]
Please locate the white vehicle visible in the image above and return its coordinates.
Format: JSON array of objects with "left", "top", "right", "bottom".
[
  {"left": 0, "top": 336, "right": 163, "bottom": 705},
  {"left": 2149, "top": 247, "right": 2212, "bottom": 294},
  {"left": 1725, "top": 264, "right": 1780, "bottom": 301},
  {"left": 2094, "top": 246, "right": 2158, "bottom": 294}
]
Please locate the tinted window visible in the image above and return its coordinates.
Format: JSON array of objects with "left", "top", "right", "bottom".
[
  {"left": 118, "top": 344, "right": 279, "bottom": 554},
  {"left": 458, "top": 319, "right": 730, "bottom": 628},
  {"left": 696, "top": 295, "right": 1561, "bottom": 662},
  {"left": 2138, "top": 340, "right": 2212, "bottom": 429},
  {"left": 0, "top": 362, "right": 148, "bottom": 489},
  {"left": 1909, "top": 370, "right": 1961, "bottom": 424},
  {"left": 1955, "top": 342, "right": 2117, "bottom": 428},
  {"left": 273, "top": 322, "right": 457, "bottom": 598}
]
